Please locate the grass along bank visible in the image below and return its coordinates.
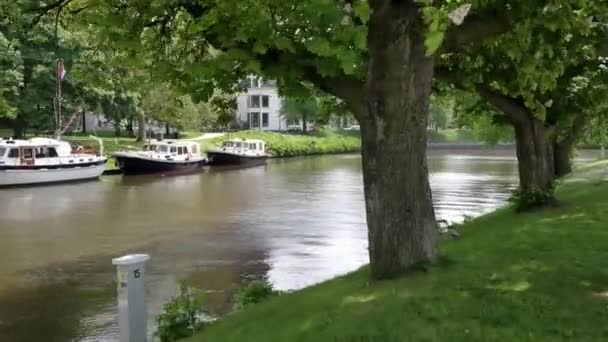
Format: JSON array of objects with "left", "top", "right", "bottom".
[{"left": 185, "top": 168, "right": 608, "bottom": 341}]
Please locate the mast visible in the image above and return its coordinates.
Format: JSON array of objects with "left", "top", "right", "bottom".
[{"left": 54, "top": 59, "right": 64, "bottom": 139}]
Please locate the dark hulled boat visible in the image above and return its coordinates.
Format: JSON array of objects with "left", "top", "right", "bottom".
[
  {"left": 113, "top": 140, "right": 206, "bottom": 174},
  {"left": 206, "top": 139, "right": 269, "bottom": 166}
]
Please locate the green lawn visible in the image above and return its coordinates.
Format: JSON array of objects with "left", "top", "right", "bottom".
[{"left": 186, "top": 171, "right": 608, "bottom": 341}]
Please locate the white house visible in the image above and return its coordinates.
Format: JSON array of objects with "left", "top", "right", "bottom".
[{"left": 236, "top": 77, "right": 287, "bottom": 131}]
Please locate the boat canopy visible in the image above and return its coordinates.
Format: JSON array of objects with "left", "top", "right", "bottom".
[
  {"left": 222, "top": 139, "right": 266, "bottom": 151},
  {"left": 143, "top": 140, "right": 200, "bottom": 155},
  {"left": 0, "top": 138, "right": 72, "bottom": 157}
]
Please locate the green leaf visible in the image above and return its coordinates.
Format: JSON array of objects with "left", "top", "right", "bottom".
[{"left": 425, "top": 30, "right": 445, "bottom": 56}]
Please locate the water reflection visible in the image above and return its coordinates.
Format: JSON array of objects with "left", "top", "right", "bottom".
[{"left": 0, "top": 150, "right": 523, "bottom": 341}]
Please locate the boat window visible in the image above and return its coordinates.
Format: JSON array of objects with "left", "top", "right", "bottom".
[
  {"left": 22, "top": 148, "right": 33, "bottom": 159},
  {"left": 178, "top": 147, "right": 184, "bottom": 155},
  {"left": 48, "top": 147, "right": 58, "bottom": 157},
  {"left": 143, "top": 145, "right": 149, "bottom": 151},
  {"left": 0, "top": 147, "right": 5, "bottom": 157},
  {"left": 191, "top": 145, "right": 198, "bottom": 154},
  {"left": 35, "top": 147, "right": 46, "bottom": 158},
  {"left": 158, "top": 145, "right": 169, "bottom": 153},
  {"left": 223, "top": 141, "right": 234, "bottom": 148},
  {"left": 8, "top": 148, "right": 19, "bottom": 158},
  {"left": 170, "top": 146, "right": 177, "bottom": 154}
]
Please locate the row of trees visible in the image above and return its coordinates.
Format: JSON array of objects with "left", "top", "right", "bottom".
[
  {"left": 23, "top": 0, "right": 608, "bottom": 280},
  {"left": 0, "top": 1, "right": 229, "bottom": 138}
]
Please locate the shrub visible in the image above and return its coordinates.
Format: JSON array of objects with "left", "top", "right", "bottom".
[
  {"left": 508, "top": 184, "right": 556, "bottom": 212},
  {"left": 235, "top": 280, "right": 282, "bottom": 309},
  {"left": 156, "top": 284, "right": 209, "bottom": 342}
]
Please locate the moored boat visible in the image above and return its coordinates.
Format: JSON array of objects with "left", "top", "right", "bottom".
[
  {"left": 0, "top": 137, "right": 107, "bottom": 187},
  {"left": 113, "top": 140, "right": 206, "bottom": 174},
  {"left": 206, "top": 138, "right": 268, "bottom": 166}
]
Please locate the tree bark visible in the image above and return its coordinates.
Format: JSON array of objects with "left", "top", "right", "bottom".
[
  {"left": 302, "top": 113, "right": 307, "bottom": 134},
  {"left": 81, "top": 109, "right": 87, "bottom": 134},
  {"left": 13, "top": 114, "right": 26, "bottom": 139},
  {"left": 136, "top": 112, "right": 146, "bottom": 142},
  {"left": 361, "top": 0, "right": 438, "bottom": 280},
  {"left": 513, "top": 116, "right": 555, "bottom": 198},
  {"left": 553, "top": 141, "right": 572, "bottom": 177},
  {"left": 553, "top": 113, "right": 586, "bottom": 178}
]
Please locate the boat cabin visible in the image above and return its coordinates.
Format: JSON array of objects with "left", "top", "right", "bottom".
[
  {"left": 0, "top": 138, "right": 103, "bottom": 167},
  {"left": 142, "top": 141, "right": 200, "bottom": 157},
  {"left": 220, "top": 139, "right": 266, "bottom": 155}
]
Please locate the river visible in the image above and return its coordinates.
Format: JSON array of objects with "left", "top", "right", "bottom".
[{"left": 0, "top": 149, "right": 599, "bottom": 341}]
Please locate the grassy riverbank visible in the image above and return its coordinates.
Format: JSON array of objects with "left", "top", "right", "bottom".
[{"left": 185, "top": 167, "right": 608, "bottom": 341}]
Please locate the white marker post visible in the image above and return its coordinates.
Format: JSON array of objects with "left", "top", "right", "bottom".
[{"left": 112, "top": 254, "right": 150, "bottom": 342}]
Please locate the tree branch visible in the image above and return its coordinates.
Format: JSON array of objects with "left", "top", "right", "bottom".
[
  {"left": 442, "top": 11, "right": 510, "bottom": 53},
  {"left": 476, "top": 86, "right": 530, "bottom": 126}
]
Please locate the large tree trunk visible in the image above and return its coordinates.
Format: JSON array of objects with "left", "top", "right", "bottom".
[
  {"left": 361, "top": 0, "right": 438, "bottom": 280},
  {"left": 137, "top": 112, "right": 146, "bottom": 142},
  {"left": 476, "top": 87, "right": 556, "bottom": 209},
  {"left": 513, "top": 116, "right": 555, "bottom": 204},
  {"left": 13, "top": 114, "right": 27, "bottom": 138},
  {"left": 553, "top": 141, "right": 573, "bottom": 177},
  {"left": 553, "top": 113, "right": 586, "bottom": 178}
]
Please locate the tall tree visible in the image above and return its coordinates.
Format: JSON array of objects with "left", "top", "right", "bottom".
[
  {"left": 281, "top": 96, "right": 319, "bottom": 133},
  {"left": 438, "top": 2, "right": 608, "bottom": 208},
  {"left": 43, "top": 0, "right": 514, "bottom": 278}
]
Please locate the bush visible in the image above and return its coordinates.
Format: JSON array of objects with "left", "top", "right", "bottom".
[
  {"left": 508, "top": 184, "right": 556, "bottom": 212},
  {"left": 156, "top": 284, "right": 209, "bottom": 342},
  {"left": 235, "top": 280, "right": 282, "bottom": 309}
]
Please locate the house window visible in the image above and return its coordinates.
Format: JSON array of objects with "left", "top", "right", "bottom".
[
  {"left": 262, "top": 95, "right": 269, "bottom": 108},
  {"left": 248, "top": 95, "right": 260, "bottom": 108},
  {"left": 262, "top": 113, "right": 269, "bottom": 127},
  {"left": 249, "top": 112, "right": 260, "bottom": 128},
  {"left": 8, "top": 148, "right": 19, "bottom": 158}
]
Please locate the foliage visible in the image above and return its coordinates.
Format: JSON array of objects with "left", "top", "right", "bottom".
[
  {"left": 184, "top": 176, "right": 608, "bottom": 342},
  {"left": 508, "top": 184, "right": 556, "bottom": 212},
  {"left": 155, "top": 284, "right": 208, "bottom": 342},
  {"left": 210, "top": 94, "right": 237, "bottom": 128},
  {"left": 280, "top": 96, "right": 320, "bottom": 128},
  {"left": 235, "top": 280, "right": 282, "bottom": 309}
]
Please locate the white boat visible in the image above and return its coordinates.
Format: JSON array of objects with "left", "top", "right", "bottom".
[
  {"left": 206, "top": 138, "right": 269, "bottom": 166},
  {"left": 0, "top": 137, "right": 107, "bottom": 187},
  {"left": 113, "top": 140, "right": 206, "bottom": 174}
]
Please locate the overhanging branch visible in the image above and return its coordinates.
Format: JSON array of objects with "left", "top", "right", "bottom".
[
  {"left": 476, "top": 86, "right": 530, "bottom": 125},
  {"left": 442, "top": 11, "right": 510, "bottom": 53}
]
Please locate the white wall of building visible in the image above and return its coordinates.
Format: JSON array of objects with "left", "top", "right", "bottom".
[{"left": 236, "top": 78, "right": 287, "bottom": 131}]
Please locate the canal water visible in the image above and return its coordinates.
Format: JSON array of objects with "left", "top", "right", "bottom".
[{"left": 0, "top": 150, "right": 598, "bottom": 341}]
